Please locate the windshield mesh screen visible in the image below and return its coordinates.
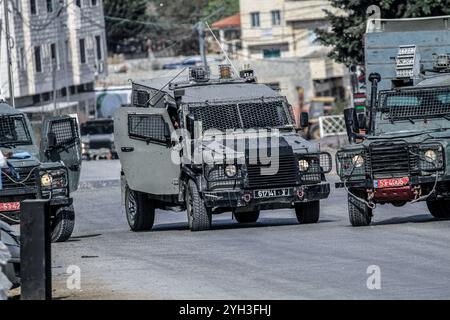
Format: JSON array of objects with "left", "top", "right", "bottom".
[
  {"left": 50, "top": 118, "right": 78, "bottom": 146},
  {"left": 189, "top": 98, "right": 292, "bottom": 131},
  {"left": 0, "top": 115, "right": 32, "bottom": 145},
  {"left": 379, "top": 87, "right": 450, "bottom": 121}
]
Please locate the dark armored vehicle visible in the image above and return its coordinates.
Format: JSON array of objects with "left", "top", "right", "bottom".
[
  {"left": 0, "top": 102, "right": 82, "bottom": 242},
  {"left": 81, "top": 119, "right": 116, "bottom": 160},
  {"left": 115, "top": 66, "right": 332, "bottom": 231},
  {"left": 337, "top": 16, "right": 450, "bottom": 226}
]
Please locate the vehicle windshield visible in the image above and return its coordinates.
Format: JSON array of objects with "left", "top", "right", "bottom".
[
  {"left": 0, "top": 115, "right": 32, "bottom": 147},
  {"left": 188, "top": 98, "right": 294, "bottom": 133},
  {"left": 378, "top": 87, "right": 450, "bottom": 121},
  {"left": 81, "top": 121, "right": 114, "bottom": 135}
]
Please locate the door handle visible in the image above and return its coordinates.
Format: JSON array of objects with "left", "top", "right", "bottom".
[{"left": 121, "top": 147, "right": 134, "bottom": 153}]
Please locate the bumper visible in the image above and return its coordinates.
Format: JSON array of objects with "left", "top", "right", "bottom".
[
  {"left": 336, "top": 175, "right": 449, "bottom": 189},
  {"left": 0, "top": 197, "right": 72, "bottom": 225},
  {"left": 202, "top": 183, "right": 330, "bottom": 210}
]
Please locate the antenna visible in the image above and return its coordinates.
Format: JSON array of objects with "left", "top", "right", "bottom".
[{"left": 205, "top": 21, "right": 239, "bottom": 76}]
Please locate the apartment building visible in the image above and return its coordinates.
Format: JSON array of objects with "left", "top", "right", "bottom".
[
  {"left": 0, "top": 0, "right": 107, "bottom": 122},
  {"left": 239, "top": 0, "right": 347, "bottom": 107}
]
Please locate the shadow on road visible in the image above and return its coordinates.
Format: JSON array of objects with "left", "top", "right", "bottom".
[
  {"left": 150, "top": 218, "right": 336, "bottom": 233},
  {"left": 372, "top": 214, "right": 438, "bottom": 226}
]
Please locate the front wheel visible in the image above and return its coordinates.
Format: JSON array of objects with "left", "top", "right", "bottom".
[
  {"left": 186, "top": 180, "right": 211, "bottom": 232},
  {"left": 234, "top": 210, "right": 260, "bottom": 224},
  {"left": 427, "top": 199, "right": 450, "bottom": 219},
  {"left": 125, "top": 186, "right": 155, "bottom": 231},
  {"left": 51, "top": 205, "right": 75, "bottom": 243},
  {"left": 348, "top": 192, "right": 372, "bottom": 227},
  {"left": 295, "top": 201, "right": 320, "bottom": 224}
]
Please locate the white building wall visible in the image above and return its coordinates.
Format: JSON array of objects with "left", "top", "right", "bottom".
[{"left": 0, "top": 0, "right": 107, "bottom": 110}]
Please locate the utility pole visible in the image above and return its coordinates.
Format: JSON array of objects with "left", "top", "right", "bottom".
[
  {"left": 3, "top": 0, "right": 15, "bottom": 107},
  {"left": 198, "top": 21, "right": 208, "bottom": 70}
]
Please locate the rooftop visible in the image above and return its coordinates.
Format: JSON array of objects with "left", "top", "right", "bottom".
[{"left": 212, "top": 13, "right": 241, "bottom": 29}]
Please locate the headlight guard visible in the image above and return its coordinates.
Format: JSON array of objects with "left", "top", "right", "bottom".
[
  {"left": 336, "top": 150, "right": 366, "bottom": 179},
  {"left": 419, "top": 144, "right": 444, "bottom": 172}
]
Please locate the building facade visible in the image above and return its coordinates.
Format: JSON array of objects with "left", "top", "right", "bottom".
[
  {"left": 0, "top": 0, "right": 107, "bottom": 123},
  {"left": 238, "top": 0, "right": 348, "bottom": 113}
]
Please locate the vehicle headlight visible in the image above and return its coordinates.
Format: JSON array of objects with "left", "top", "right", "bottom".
[
  {"left": 352, "top": 155, "right": 365, "bottom": 168},
  {"left": 41, "top": 173, "right": 53, "bottom": 187},
  {"left": 424, "top": 149, "right": 437, "bottom": 163},
  {"left": 224, "top": 165, "right": 237, "bottom": 178},
  {"left": 298, "top": 160, "right": 310, "bottom": 172}
]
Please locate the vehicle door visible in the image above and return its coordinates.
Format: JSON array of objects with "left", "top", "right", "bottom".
[
  {"left": 40, "top": 116, "right": 82, "bottom": 193},
  {"left": 114, "top": 105, "right": 180, "bottom": 196}
]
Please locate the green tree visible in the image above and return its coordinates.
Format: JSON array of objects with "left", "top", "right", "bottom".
[
  {"left": 316, "top": 0, "right": 450, "bottom": 67},
  {"left": 204, "top": 0, "right": 240, "bottom": 20},
  {"left": 103, "top": 0, "right": 152, "bottom": 52}
]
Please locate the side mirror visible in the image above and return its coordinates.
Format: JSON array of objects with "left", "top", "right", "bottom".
[
  {"left": 47, "top": 132, "right": 57, "bottom": 149},
  {"left": 344, "top": 108, "right": 355, "bottom": 143},
  {"left": 300, "top": 112, "right": 309, "bottom": 128},
  {"left": 186, "top": 114, "right": 195, "bottom": 140},
  {"left": 357, "top": 113, "right": 367, "bottom": 130}
]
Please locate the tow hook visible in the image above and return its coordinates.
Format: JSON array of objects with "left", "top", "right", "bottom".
[
  {"left": 412, "top": 185, "right": 422, "bottom": 200},
  {"left": 367, "top": 189, "right": 376, "bottom": 209}
]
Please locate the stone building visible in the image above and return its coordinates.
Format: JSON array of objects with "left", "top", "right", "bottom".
[{"left": 0, "top": 0, "right": 107, "bottom": 123}]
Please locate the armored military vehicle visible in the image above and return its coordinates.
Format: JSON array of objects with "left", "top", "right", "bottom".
[
  {"left": 115, "top": 66, "right": 332, "bottom": 231},
  {"left": 337, "top": 16, "right": 450, "bottom": 226},
  {"left": 0, "top": 102, "right": 81, "bottom": 242}
]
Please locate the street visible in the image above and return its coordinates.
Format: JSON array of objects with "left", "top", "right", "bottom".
[{"left": 51, "top": 160, "right": 450, "bottom": 300}]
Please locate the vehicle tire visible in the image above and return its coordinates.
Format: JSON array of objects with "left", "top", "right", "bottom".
[
  {"left": 234, "top": 210, "right": 260, "bottom": 224},
  {"left": 348, "top": 192, "right": 372, "bottom": 227},
  {"left": 51, "top": 205, "right": 75, "bottom": 243},
  {"left": 186, "top": 180, "right": 211, "bottom": 231},
  {"left": 427, "top": 199, "right": 450, "bottom": 219},
  {"left": 295, "top": 201, "right": 320, "bottom": 224},
  {"left": 125, "top": 186, "right": 155, "bottom": 231}
]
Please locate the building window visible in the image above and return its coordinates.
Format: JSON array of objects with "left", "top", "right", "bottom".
[
  {"left": 65, "top": 39, "right": 71, "bottom": 62},
  {"left": 271, "top": 10, "right": 281, "bottom": 26},
  {"left": 18, "top": 47, "right": 26, "bottom": 71},
  {"left": 79, "top": 38, "right": 86, "bottom": 63},
  {"left": 250, "top": 12, "right": 260, "bottom": 28},
  {"left": 15, "top": 0, "right": 22, "bottom": 13},
  {"left": 76, "top": 0, "right": 82, "bottom": 8},
  {"left": 95, "top": 35, "right": 103, "bottom": 60},
  {"left": 263, "top": 48, "right": 281, "bottom": 59},
  {"left": 50, "top": 43, "right": 58, "bottom": 68},
  {"left": 91, "top": 0, "right": 98, "bottom": 6},
  {"left": 34, "top": 46, "right": 42, "bottom": 72},
  {"left": 47, "top": 0, "right": 53, "bottom": 13},
  {"left": 30, "top": 0, "right": 37, "bottom": 15}
]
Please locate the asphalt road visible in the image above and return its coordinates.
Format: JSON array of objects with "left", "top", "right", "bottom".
[{"left": 51, "top": 160, "right": 450, "bottom": 300}]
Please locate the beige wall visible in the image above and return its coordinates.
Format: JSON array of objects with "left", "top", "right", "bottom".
[{"left": 239, "top": 0, "right": 336, "bottom": 59}]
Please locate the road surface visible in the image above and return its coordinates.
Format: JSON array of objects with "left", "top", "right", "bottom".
[{"left": 50, "top": 160, "right": 450, "bottom": 299}]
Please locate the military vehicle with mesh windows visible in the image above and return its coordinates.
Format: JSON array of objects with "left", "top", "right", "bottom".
[
  {"left": 0, "top": 102, "right": 82, "bottom": 242},
  {"left": 337, "top": 16, "right": 450, "bottom": 226},
  {"left": 115, "top": 66, "right": 332, "bottom": 231}
]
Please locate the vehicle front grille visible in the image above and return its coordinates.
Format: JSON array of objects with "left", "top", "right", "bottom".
[
  {"left": 368, "top": 143, "right": 417, "bottom": 178},
  {"left": 0, "top": 166, "right": 38, "bottom": 192},
  {"left": 247, "top": 154, "right": 298, "bottom": 188}
]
